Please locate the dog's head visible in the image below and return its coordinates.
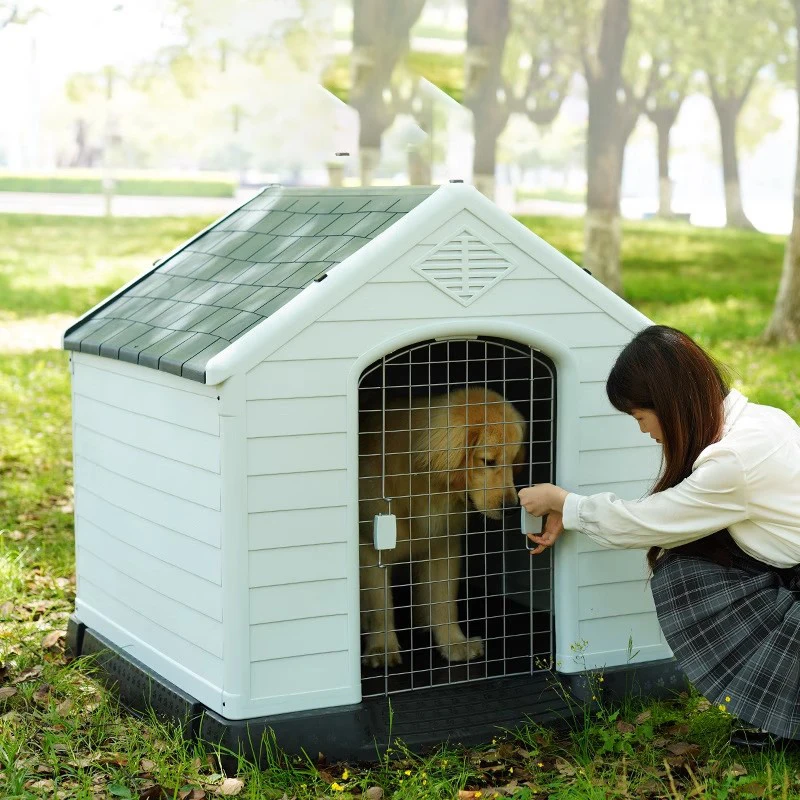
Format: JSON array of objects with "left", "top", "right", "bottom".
[{"left": 417, "top": 387, "right": 527, "bottom": 520}]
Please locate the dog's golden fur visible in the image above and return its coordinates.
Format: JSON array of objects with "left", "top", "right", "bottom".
[{"left": 358, "top": 386, "right": 526, "bottom": 667}]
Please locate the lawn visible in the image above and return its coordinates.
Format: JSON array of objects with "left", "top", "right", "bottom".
[{"left": 1, "top": 213, "right": 800, "bottom": 799}]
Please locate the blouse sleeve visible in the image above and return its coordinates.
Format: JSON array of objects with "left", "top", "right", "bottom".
[{"left": 561, "top": 448, "right": 749, "bottom": 549}]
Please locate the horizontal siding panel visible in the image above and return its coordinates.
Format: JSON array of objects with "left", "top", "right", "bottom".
[
  {"left": 73, "top": 362, "right": 219, "bottom": 435},
  {"left": 75, "top": 426, "right": 220, "bottom": 510},
  {"left": 578, "top": 612, "right": 665, "bottom": 653},
  {"left": 248, "top": 433, "right": 347, "bottom": 476},
  {"left": 247, "top": 396, "right": 347, "bottom": 438},
  {"left": 73, "top": 394, "right": 219, "bottom": 473},
  {"left": 250, "top": 579, "right": 350, "bottom": 625},
  {"left": 250, "top": 507, "right": 348, "bottom": 550},
  {"left": 74, "top": 457, "right": 220, "bottom": 547},
  {"left": 577, "top": 382, "right": 616, "bottom": 418},
  {"left": 578, "top": 548, "right": 649, "bottom": 587},
  {"left": 249, "top": 542, "right": 348, "bottom": 588},
  {"left": 74, "top": 352, "right": 218, "bottom": 397},
  {"left": 77, "top": 582, "right": 223, "bottom": 687},
  {"left": 576, "top": 479, "right": 655, "bottom": 499},
  {"left": 250, "top": 615, "right": 349, "bottom": 661},
  {"left": 78, "top": 547, "right": 224, "bottom": 657},
  {"left": 578, "top": 447, "right": 661, "bottom": 487},
  {"left": 273, "top": 315, "right": 631, "bottom": 361},
  {"left": 573, "top": 345, "right": 625, "bottom": 383},
  {"left": 248, "top": 470, "right": 347, "bottom": 513},
  {"left": 579, "top": 416, "right": 658, "bottom": 452},
  {"left": 77, "top": 489, "right": 221, "bottom": 584},
  {"left": 321, "top": 280, "right": 597, "bottom": 322},
  {"left": 250, "top": 651, "right": 350, "bottom": 697},
  {"left": 246, "top": 358, "right": 351, "bottom": 401},
  {"left": 78, "top": 517, "right": 222, "bottom": 619},
  {"left": 578, "top": 580, "right": 656, "bottom": 621}
]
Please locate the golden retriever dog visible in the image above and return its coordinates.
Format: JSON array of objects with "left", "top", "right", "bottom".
[{"left": 358, "top": 386, "right": 526, "bottom": 668}]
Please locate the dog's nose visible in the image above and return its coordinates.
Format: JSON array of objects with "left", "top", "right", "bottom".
[{"left": 502, "top": 495, "right": 520, "bottom": 510}]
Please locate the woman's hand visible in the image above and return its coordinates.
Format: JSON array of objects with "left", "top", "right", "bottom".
[
  {"left": 518, "top": 483, "right": 568, "bottom": 516},
  {"left": 527, "top": 512, "right": 564, "bottom": 555}
]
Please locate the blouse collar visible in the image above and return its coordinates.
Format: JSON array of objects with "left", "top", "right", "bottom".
[{"left": 722, "top": 388, "right": 748, "bottom": 436}]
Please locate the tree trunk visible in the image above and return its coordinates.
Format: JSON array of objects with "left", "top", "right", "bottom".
[
  {"left": 584, "top": 0, "right": 631, "bottom": 296},
  {"left": 648, "top": 104, "right": 681, "bottom": 218},
  {"left": 711, "top": 92, "right": 755, "bottom": 230},
  {"left": 464, "top": 0, "right": 510, "bottom": 201},
  {"left": 764, "top": 0, "right": 800, "bottom": 343},
  {"left": 350, "top": 0, "right": 425, "bottom": 186}
]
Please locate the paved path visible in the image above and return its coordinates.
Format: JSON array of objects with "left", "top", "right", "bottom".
[
  {"left": 0, "top": 315, "right": 74, "bottom": 354},
  {"left": 0, "top": 189, "right": 587, "bottom": 219},
  {"left": 0, "top": 189, "right": 261, "bottom": 218}
]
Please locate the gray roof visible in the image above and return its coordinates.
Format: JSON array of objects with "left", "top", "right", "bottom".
[{"left": 64, "top": 186, "right": 436, "bottom": 382}]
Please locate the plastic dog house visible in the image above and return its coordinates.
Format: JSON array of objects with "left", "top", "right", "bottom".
[{"left": 63, "top": 184, "right": 684, "bottom": 759}]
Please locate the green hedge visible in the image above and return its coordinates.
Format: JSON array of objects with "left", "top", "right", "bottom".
[{"left": 0, "top": 174, "right": 237, "bottom": 197}]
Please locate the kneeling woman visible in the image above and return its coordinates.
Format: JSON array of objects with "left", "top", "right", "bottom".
[{"left": 520, "top": 324, "right": 800, "bottom": 745}]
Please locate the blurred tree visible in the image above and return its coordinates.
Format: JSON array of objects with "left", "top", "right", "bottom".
[
  {"left": 463, "top": 0, "right": 511, "bottom": 198},
  {"left": 638, "top": 0, "right": 695, "bottom": 218},
  {"left": 0, "top": 1, "right": 38, "bottom": 30},
  {"left": 576, "top": 0, "right": 632, "bottom": 295},
  {"left": 350, "top": 0, "right": 426, "bottom": 185},
  {"left": 689, "top": 0, "right": 792, "bottom": 229},
  {"left": 464, "top": 0, "right": 576, "bottom": 199},
  {"left": 765, "top": 0, "right": 800, "bottom": 342}
]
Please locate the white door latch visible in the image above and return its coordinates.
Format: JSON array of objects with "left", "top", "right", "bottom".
[
  {"left": 373, "top": 513, "right": 397, "bottom": 551},
  {"left": 521, "top": 508, "right": 543, "bottom": 552}
]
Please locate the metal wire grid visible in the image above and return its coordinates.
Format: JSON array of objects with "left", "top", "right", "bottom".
[{"left": 358, "top": 337, "right": 555, "bottom": 698}]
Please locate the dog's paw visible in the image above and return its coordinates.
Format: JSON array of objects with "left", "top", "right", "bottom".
[
  {"left": 362, "top": 632, "right": 403, "bottom": 668},
  {"left": 440, "top": 635, "right": 484, "bottom": 663}
]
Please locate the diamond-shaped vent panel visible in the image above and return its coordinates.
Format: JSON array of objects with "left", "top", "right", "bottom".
[{"left": 412, "top": 229, "right": 516, "bottom": 305}]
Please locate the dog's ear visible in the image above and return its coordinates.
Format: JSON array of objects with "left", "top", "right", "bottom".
[{"left": 413, "top": 401, "right": 469, "bottom": 486}]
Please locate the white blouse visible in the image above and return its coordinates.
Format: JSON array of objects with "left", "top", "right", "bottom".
[{"left": 562, "top": 389, "right": 800, "bottom": 568}]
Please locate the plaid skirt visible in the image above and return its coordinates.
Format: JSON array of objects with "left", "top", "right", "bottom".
[{"left": 650, "top": 534, "right": 800, "bottom": 739}]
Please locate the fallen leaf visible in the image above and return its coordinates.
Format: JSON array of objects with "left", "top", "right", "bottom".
[
  {"left": 98, "top": 753, "right": 129, "bottom": 767},
  {"left": 555, "top": 758, "right": 576, "bottom": 776},
  {"left": 36, "top": 764, "right": 54, "bottom": 774},
  {"left": 652, "top": 737, "right": 668, "bottom": 748},
  {"left": 635, "top": 710, "right": 652, "bottom": 725},
  {"left": 739, "top": 782, "right": 766, "bottom": 796},
  {"left": 42, "top": 630, "right": 65, "bottom": 649},
  {"left": 216, "top": 778, "right": 244, "bottom": 796},
  {"left": 139, "top": 786, "right": 170, "bottom": 799},
  {"left": 13, "top": 665, "right": 43, "bottom": 683},
  {"left": 141, "top": 759, "right": 157, "bottom": 772},
  {"left": 616, "top": 720, "right": 636, "bottom": 734},
  {"left": 178, "top": 790, "right": 206, "bottom": 800},
  {"left": 727, "top": 763, "right": 748, "bottom": 777},
  {"left": 666, "top": 742, "right": 700, "bottom": 758},
  {"left": 0, "top": 601, "right": 13, "bottom": 617},
  {"left": 28, "top": 779, "right": 54, "bottom": 790},
  {"left": 5, "top": 530, "right": 25, "bottom": 541},
  {"left": 317, "top": 770, "right": 335, "bottom": 785},
  {"left": 0, "top": 687, "right": 17, "bottom": 701},
  {"left": 458, "top": 792, "right": 482, "bottom": 799},
  {"left": 33, "top": 683, "right": 53, "bottom": 705},
  {"left": 56, "top": 698, "right": 73, "bottom": 715},
  {"left": 696, "top": 699, "right": 711, "bottom": 712},
  {"left": 664, "top": 723, "right": 690, "bottom": 736},
  {"left": 364, "top": 788, "right": 383, "bottom": 800}
]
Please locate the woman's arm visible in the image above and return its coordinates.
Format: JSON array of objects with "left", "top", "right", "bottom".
[{"left": 518, "top": 448, "right": 749, "bottom": 550}]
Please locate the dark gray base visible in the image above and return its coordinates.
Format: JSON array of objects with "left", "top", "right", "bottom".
[{"left": 67, "top": 616, "right": 688, "bottom": 764}]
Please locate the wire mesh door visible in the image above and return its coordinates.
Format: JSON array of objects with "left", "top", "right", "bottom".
[{"left": 358, "top": 336, "right": 555, "bottom": 699}]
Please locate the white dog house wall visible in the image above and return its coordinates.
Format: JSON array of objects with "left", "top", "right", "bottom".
[{"left": 64, "top": 184, "right": 686, "bottom": 759}]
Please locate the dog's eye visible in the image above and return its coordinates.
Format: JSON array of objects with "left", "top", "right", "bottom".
[{"left": 483, "top": 457, "right": 497, "bottom": 467}]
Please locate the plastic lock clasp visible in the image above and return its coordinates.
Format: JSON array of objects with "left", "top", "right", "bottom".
[
  {"left": 373, "top": 513, "right": 397, "bottom": 551},
  {"left": 521, "top": 507, "right": 544, "bottom": 551}
]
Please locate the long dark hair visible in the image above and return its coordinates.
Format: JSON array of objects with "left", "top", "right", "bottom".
[{"left": 606, "top": 325, "right": 732, "bottom": 570}]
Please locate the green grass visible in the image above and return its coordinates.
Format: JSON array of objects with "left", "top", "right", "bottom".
[
  {"left": 2, "top": 213, "right": 800, "bottom": 797},
  {"left": 515, "top": 187, "right": 586, "bottom": 204},
  {"left": 0, "top": 172, "right": 236, "bottom": 197}
]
